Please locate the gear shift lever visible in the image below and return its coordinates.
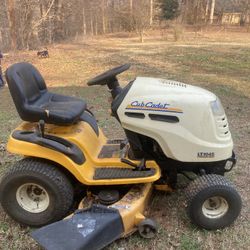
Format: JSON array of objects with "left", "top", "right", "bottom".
[{"left": 36, "top": 120, "right": 45, "bottom": 137}]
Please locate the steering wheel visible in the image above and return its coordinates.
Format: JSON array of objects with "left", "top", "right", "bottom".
[{"left": 87, "top": 64, "right": 131, "bottom": 86}]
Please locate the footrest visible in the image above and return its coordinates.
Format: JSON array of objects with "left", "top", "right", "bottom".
[{"left": 94, "top": 167, "right": 156, "bottom": 180}]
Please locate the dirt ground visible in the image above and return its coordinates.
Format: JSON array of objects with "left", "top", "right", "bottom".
[{"left": 0, "top": 29, "right": 249, "bottom": 250}]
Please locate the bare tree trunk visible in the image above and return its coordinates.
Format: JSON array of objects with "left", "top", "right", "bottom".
[
  {"left": 7, "top": 0, "right": 17, "bottom": 50},
  {"left": 102, "top": 0, "right": 106, "bottom": 34},
  {"left": 195, "top": 0, "right": 203, "bottom": 23},
  {"left": 90, "top": 8, "right": 94, "bottom": 35},
  {"left": 82, "top": 7, "right": 87, "bottom": 35},
  {"left": 150, "top": 0, "right": 153, "bottom": 26},
  {"left": 139, "top": 30, "right": 144, "bottom": 43},
  {"left": 129, "top": 0, "right": 133, "bottom": 30},
  {"left": 129, "top": 0, "right": 133, "bottom": 18},
  {"left": 205, "top": 0, "right": 210, "bottom": 16},
  {"left": 95, "top": 15, "right": 98, "bottom": 35},
  {"left": 209, "top": 0, "right": 216, "bottom": 24},
  {"left": 205, "top": 0, "right": 210, "bottom": 23},
  {"left": 52, "top": 0, "right": 62, "bottom": 43},
  {"left": 49, "top": 18, "right": 53, "bottom": 43}
]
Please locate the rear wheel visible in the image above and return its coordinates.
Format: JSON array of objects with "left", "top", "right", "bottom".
[
  {"left": 0, "top": 158, "right": 74, "bottom": 227},
  {"left": 185, "top": 174, "right": 242, "bottom": 230}
]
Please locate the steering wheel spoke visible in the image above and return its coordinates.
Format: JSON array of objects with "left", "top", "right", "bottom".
[{"left": 87, "top": 64, "right": 131, "bottom": 86}]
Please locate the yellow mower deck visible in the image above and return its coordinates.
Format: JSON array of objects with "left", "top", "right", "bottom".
[
  {"left": 78, "top": 183, "right": 153, "bottom": 236},
  {"left": 31, "top": 184, "right": 155, "bottom": 249},
  {"left": 7, "top": 121, "right": 161, "bottom": 185}
]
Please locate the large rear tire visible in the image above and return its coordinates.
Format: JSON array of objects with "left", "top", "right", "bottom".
[
  {"left": 0, "top": 158, "right": 74, "bottom": 227},
  {"left": 185, "top": 174, "right": 242, "bottom": 230}
]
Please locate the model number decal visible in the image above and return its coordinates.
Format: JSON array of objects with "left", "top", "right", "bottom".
[{"left": 197, "top": 152, "right": 215, "bottom": 158}]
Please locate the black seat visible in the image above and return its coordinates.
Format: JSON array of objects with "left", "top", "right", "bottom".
[{"left": 6, "top": 62, "right": 86, "bottom": 125}]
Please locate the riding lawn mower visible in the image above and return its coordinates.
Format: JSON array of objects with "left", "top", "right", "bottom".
[{"left": 0, "top": 62, "right": 242, "bottom": 250}]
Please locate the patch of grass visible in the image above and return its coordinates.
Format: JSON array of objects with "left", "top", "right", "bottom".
[
  {"left": 0, "top": 221, "right": 9, "bottom": 232},
  {"left": 179, "top": 234, "right": 202, "bottom": 250}
]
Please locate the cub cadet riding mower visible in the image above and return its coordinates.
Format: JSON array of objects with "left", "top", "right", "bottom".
[{"left": 0, "top": 62, "right": 241, "bottom": 250}]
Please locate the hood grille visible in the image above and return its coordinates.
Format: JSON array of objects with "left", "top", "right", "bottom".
[
  {"left": 216, "top": 116, "right": 230, "bottom": 137},
  {"left": 160, "top": 80, "right": 187, "bottom": 88}
]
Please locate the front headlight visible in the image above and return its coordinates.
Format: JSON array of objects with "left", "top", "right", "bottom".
[{"left": 210, "top": 98, "right": 225, "bottom": 116}]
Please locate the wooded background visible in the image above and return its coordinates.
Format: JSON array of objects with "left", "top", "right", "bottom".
[{"left": 0, "top": 0, "right": 249, "bottom": 51}]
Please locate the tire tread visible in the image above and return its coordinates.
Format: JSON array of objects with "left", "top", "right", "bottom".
[
  {"left": 185, "top": 174, "right": 234, "bottom": 203},
  {"left": 0, "top": 157, "right": 74, "bottom": 226},
  {"left": 185, "top": 174, "right": 242, "bottom": 230}
]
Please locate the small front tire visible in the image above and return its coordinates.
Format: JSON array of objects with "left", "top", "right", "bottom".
[
  {"left": 0, "top": 158, "right": 74, "bottom": 227},
  {"left": 138, "top": 219, "right": 158, "bottom": 239},
  {"left": 185, "top": 174, "right": 242, "bottom": 230}
]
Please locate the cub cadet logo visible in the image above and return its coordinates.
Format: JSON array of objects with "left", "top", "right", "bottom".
[
  {"left": 197, "top": 152, "right": 215, "bottom": 158},
  {"left": 131, "top": 101, "right": 169, "bottom": 109},
  {"left": 126, "top": 101, "right": 183, "bottom": 113}
]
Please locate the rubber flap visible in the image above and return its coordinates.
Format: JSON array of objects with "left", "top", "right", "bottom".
[{"left": 31, "top": 205, "right": 124, "bottom": 250}]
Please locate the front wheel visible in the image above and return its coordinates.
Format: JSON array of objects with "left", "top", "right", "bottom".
[
  {"left": 0, "top": 158, "right": 74, "bottom": 227},
  {"left": 138, "top": 218, "right": 158, "bottom": 239},
  {"left": 185, "top": 174, "right": 242, "bottom": 230}
]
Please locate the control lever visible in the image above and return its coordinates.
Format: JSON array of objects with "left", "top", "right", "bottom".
[
  {"left": 35, "top": 120, "right": 45, "bottom": 137},
  {"left": 137, "top": 158, "right": 146, "bottom": 171},
  {"left": 120, "top": 139, "right": 129, "bottom": 158},
  {"left": 121, "top": 158, "right": 147, "bottom": 171},
  {"left": 120, "top": 139, "right": 128, "bottom": 150}
]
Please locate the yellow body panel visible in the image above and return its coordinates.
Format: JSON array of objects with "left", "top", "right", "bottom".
[{"left": 7, "top": 122, "right": 161, "bottom": 185}]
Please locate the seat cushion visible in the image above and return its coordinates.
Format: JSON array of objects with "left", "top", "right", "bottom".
[
  {"left": 38, "top": 93, "right": 87, "bottom": 125},
  {"left": 6, "top": 62, "right": 87, "bottom": 125}
]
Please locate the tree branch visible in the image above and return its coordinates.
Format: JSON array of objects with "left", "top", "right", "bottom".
[{"left": 32, "top": 0, "right": 56, "bottom": 29}]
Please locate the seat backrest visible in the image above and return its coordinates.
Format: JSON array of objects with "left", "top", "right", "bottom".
[{"left": 6, "top": 62, "right": 47, "bottom": 119}]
